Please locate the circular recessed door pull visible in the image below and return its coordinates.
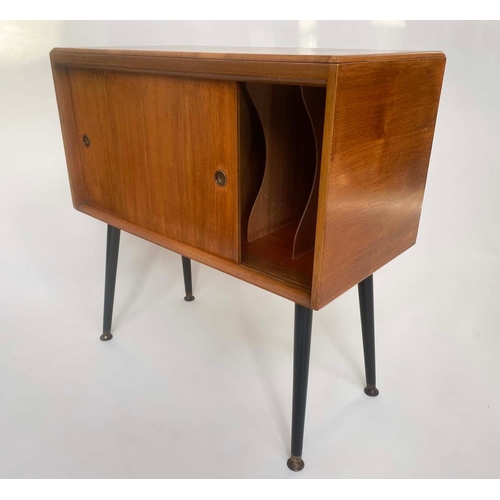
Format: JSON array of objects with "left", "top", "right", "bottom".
[{"left": 214, "top": 170, "right": 227, "bottom": 187}]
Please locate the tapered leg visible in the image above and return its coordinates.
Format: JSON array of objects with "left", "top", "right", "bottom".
[
  {"left": 287, "top": 304, "right": 313, "bottom": 472},
  {"left": 358, "top": 274, "right": 379, "bottom": 396},
  {"left": 101, "top": 225, "right": 120, "bottom": 341},
  {"left": 181, "top": 256, "right": 195, "bottom": 302}
]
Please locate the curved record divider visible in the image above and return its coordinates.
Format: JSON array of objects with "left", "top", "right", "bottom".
[
  {"left": 293, "top": 86, "right": 327, "bottom": 259},
  {"left": 239, "top": 84, "right": 266, "bottom": 245},
  {"left": 246, "top": 83, "right": 316, "bottom": 243}
]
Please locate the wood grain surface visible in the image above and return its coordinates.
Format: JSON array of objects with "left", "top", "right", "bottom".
[
  {"left": 78, "top": 202, "right": 313, "bottom": 307},
  {"left": 246, "top": 82, "right": 316, "bottom": 242},
  {"left": 51, "top": 62, "right": 87, "bottom": 207},
  {"left": 242, "top": 222, "right": 314, "bottom": 292},
  {"left": 51, "top": 49, "right": 445, "bottom": 309},
  {"left": 51, "top": 46, "right": 444, "bottom": 64},
  {"left": 311, "top": 57, "right": 446, "bottom": 309},
  {"left": 51, "top": 50, "right": 329, "bottom": 86},
  {"left": 67, "top": 68, "right": 239, "bottom": 262},
  {"left": 293, "top": 86, "right": 327, "bottom": 259},
  {"left": 238, "top": 84, "right": 266, "bottom": 251}
]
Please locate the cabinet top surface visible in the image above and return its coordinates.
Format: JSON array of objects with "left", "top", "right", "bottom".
[{"left": 51, "top": 46, "right": 444, "bottom": 63}]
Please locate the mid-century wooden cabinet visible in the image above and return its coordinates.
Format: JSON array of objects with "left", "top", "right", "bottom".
[{"left": 51, "top": 47, "right": 446, "bottom": 472}]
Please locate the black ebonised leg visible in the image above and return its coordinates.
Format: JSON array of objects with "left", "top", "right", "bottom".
[
  {"left": 358, "top": 274, "right": 379, "bottom": 397},
  {"left": 287, "top": 304, "right": 313, "bottom": 472},
  {"left": 181, "top": 256, "right": 195, "bottom": 302},
  {"left": 101, "top": 225, "right": 120, "bottom": 341}
]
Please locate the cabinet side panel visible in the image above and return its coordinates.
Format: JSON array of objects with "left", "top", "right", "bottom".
[
  {"left": 51, "top": 61, "right": 87, "bottom": 207},
  {"left": 311, "top": 65, "right": 338, "bottom": 309},
  {"left": 313, "top": 57, "right": 446, "bottom": 309},
  {"left": 67, "top": 69, "right": 239, "bottom": 262}
]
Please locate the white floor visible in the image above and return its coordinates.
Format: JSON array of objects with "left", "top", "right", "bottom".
[{"left": 1, "top": 21, "right": 500, "bottom": 479}]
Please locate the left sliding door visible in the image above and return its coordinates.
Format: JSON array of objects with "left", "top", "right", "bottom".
[{"left": 66, "top": 68, "right": 239, "bottom": 262}]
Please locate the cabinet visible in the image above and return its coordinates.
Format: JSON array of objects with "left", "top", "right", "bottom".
[{"left": 51, "top": 46, "right": 446, "bottom": 471}]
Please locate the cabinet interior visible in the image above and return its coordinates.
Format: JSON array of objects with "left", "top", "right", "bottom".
[{"left": 239, "top": 82, "right": 326, "bottom": 292}]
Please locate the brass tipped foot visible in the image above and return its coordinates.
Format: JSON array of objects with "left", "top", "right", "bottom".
[
  {"left": 100, "top": 331, "right": 113, "bottom": 341},
  {"left": 364, "top": 385, "right": 379, "bottom": 397},
  {"left": 287, "top": 455, "right": 304, "bottom": 472},
  {"left": 184, "top": 294, "right": 195, "bottom": 302}
]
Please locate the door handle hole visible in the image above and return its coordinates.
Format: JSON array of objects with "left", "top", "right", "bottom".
[{"left": 214, "top": 170, "right": 227, "bottom": 187}]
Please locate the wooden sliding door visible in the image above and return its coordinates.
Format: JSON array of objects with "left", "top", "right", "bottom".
[{"left": 67, "top": 69, "right": 239, "bottom": 262}]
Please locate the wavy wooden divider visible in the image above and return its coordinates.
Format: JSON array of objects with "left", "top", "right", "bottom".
[
  {"left": 238, "top": 84, "right": 266, "bottom": 248},
  {"left": 292, "top": 86, "right": 327, "bottom": 258},
  {"left": 246, "top": 83, "right": 316, "bottom": 243}
]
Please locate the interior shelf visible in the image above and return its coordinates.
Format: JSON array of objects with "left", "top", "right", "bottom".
[
  {"left": 239, "top": 82, "right": 326, "bottom": 291},
  {"left": 241, "top": 222, "right": 314, "bottom": 291}
]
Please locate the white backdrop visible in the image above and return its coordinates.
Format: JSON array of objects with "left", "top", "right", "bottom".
[{"left": 1, "top": 21, "right": 499, "bottom": 479}]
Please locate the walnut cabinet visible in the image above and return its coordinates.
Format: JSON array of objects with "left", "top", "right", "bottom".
[{"left": 51, "top": 47, "right": 446, "bottom": 472}]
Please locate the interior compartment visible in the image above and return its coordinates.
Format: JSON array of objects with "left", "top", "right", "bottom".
[{"left": 239, "top": 82, "right": 326, "bottom": 291}]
